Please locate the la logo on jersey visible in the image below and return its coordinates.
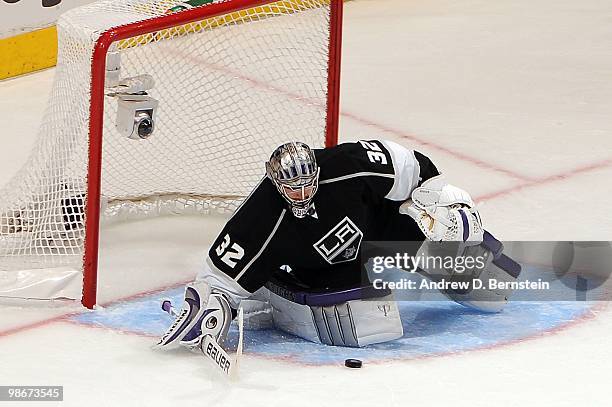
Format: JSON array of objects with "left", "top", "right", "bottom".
[{"left": 313, "top": 217, "right": 363, "bottom": 264}]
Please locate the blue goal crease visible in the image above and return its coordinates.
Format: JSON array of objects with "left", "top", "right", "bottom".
[{"left": 71, "top": 266, "right": 599, "bottom": 365}]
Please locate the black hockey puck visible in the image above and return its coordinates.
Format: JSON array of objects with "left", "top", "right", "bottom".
[{"left": 344, "top": 358, "right": 363, "bottom": 368}]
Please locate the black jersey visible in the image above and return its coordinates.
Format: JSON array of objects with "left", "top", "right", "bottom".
[{"left": 207, "top": 140, "right": 439, "bottom": 293}]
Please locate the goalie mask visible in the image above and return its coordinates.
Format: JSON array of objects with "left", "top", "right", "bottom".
[{"left": 266, "top": 142, "right": 320, "bottom": 218}]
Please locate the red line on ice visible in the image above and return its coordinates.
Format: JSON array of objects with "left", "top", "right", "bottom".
[
  {"left": 167, "top": 47, "right": 531, "bottom": 182},
  {"left": 0, "top": 311, "right": 81, "bottom": 339},
  {"left": 340, "top": 110, "right": 533, "bottom": 182},
  {"left": 0, "top": 279, "right": 191, "bottom": 339},
  {"left": 476, "top": 157, "right": 612, "bottom": 202}
]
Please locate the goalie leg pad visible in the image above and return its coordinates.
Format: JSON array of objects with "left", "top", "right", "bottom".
[
  {"left": 447, "top": 243, "right": 521, "bottom": 312},
  {"left": 238, "top": 287, "right": 274, "bottom": 330},
  {"left": 267, "top": 287, "right": 403, "bottom": 347},
  {"left": 313, "top": 295, "right": 403, "bottom": 347},
  {"left": 417, "top": 230, "right": 522, "bottom": 312}
]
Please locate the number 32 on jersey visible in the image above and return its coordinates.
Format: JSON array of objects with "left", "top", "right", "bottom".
[
  {"left": 359, "top": 140, "right": 388, "bottom": 165},
  {"left": 215, "top": 234, "right": 244, "bottom": 268}
]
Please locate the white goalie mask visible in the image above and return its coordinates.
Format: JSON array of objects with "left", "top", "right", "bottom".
[{"left": 266, "top": 142, "right": 320, "bottom": 218}]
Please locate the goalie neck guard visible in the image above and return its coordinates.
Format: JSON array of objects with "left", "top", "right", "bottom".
[{"left": 266, "top": 141, "right": 320, "bottom": 218}]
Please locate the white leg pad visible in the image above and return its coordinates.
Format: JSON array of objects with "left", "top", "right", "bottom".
[
  {"left": 269, "top": 291, "right": 322, "bottom": 343},
  {"left": 240, "top": 287, "right": 274, "bottom": 330},
  {"left": 345, "top": 296, "right": 403, "bottom": 346},
  {"left": 268, "top": 290, "right": 403, "bottom": 347}
]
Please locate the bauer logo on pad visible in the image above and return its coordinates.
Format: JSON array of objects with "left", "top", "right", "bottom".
[{"left": 314, "top": 217, "right": 363, "bottom": 264}]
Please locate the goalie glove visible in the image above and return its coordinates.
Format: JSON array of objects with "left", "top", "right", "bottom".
[
  {"left": 154, "top": 281, "right": 233, "bottom": 351},
  {"left": 399, "top": 175, "right": 483, "bottom": 242}
]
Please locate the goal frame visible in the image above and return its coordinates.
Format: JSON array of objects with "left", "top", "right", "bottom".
[{"left": 81, "top": 0, "right": 343, "bottom": 308}]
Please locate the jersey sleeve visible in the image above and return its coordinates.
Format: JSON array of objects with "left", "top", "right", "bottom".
[
  {"left": 205, "top": 178, "right": 287, "bottom": 296},
  {"left": 321, "top": 139, "right": 439, "bottom": 202},
  {"left": 380, "top": 140, "right": 440, "bottom": 201}
]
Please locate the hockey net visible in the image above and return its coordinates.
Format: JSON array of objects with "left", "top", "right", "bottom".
[{"left": 0, "top": 0, "right": 341, "bottom": 307}]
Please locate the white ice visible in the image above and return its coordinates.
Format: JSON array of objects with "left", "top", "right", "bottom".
[{"left": 1, "top": 0, "right": 611, "bottom": 405}]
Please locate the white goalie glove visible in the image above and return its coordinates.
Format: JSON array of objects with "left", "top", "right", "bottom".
[{"left": 400, "top": 175, "right": 483, "bottom": 242}]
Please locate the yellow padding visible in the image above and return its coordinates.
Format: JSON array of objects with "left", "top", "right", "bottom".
[
  {"left": 0, "top": 27, "right": 58, "bottom": 80},
  {"left": 120, "top": 0, "right": 330, "bottom": 49},
  {"left": 0, "top": 0, "right": 348, "bottom": 80}
]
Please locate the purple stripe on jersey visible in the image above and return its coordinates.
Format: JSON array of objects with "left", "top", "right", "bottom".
[{"left": 267, "top": 281, "right": 391, "bottom": 307}]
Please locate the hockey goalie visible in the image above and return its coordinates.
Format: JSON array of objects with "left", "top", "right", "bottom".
[{"left": 155, "top": 139, "right": 520, "bottom": 350}]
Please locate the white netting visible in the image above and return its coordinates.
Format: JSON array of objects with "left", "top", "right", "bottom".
[{"left": 0, "top": 0, "right": 334, "bottom": 295}]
